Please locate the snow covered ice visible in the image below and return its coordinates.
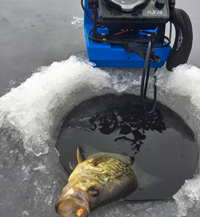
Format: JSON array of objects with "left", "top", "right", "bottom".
[{"left": 0, "top": 55, "right": 200, "bottom": 217}]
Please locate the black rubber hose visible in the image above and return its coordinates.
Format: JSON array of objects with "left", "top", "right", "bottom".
[
  {"left": 81, "top": 0, "right": 93, "bottom": 20},
  {"left": 140, "top": 41, "right": 157, "bottom": 114}
]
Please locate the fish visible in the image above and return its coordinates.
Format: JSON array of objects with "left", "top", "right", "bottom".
[{"left": 55, "top": 145, "right": 159, "bottom": 217}]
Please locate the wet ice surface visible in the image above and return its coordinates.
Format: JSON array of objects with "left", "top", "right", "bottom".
[{"left": 0, "top": 56, "right": 200, "bottom": 217}]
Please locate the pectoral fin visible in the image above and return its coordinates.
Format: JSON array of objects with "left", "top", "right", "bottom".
[
  {"left": 77, "top": 146, "right": 85, "bottom": 164},
  {"left": 69, "top": 161, "right": 77, "bottom": 171}
]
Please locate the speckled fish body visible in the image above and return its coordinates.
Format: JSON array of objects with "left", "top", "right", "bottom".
[
  {"left": 55, "top": 149, "right": 138, "bottom": 217},
  {"left": 69, "top": 153, "right": 138, "bottom": 200}
]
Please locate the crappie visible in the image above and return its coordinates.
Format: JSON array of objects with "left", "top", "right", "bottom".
[{"left": 55, "top": 146, "right": 158, "bottom": 217}]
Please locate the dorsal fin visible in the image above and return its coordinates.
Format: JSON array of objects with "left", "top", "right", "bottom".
[
  {"left": 77, "top": 146, "right": 85, "bottom": 164},
  {"left": 102, "top": 152, "right": 133, "bottom": 165},
  {"left": 81, "top": 144, "right": 100, "bottom": 159},
  {"left": 81, "top": 144, "right": 133, "bottom": 165}
]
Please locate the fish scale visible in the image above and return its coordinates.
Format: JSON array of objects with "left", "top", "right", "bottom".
[{"left": 70, "top": 155, "right": 136, "bottom": 183}]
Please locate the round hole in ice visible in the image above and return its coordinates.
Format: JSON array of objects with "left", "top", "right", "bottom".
[{"left": 0, "top": 55, "right": 200, "bottom": 217}]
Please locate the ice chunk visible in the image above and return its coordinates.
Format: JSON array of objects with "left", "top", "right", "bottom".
[
  {"left": 173, "top": 175, "right": 200, "bottom": 217},
  {"left": 71, "top": 16, "right": 83, "bottom": 28},
  {"left": 22, "top": 211, "right": 29, "bottom": 217},
  {"left": 0, "top": 56, "right": 112, "bottom": 156}
]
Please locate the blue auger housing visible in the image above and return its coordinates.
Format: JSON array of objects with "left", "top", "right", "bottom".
[{"left": 83, "top": 0, "right": 193, "bottom": 71}]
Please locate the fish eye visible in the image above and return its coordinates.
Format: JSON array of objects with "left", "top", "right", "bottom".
[{"left": 87, "top": 186, "right": 99, "bottom": 197}]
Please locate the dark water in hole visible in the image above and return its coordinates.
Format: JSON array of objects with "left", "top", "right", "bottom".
[{"left": 56, "top": 94, "right": 199, "bottom": 201}]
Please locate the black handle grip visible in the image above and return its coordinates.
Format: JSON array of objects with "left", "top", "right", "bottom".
[{"left": 166, "top": 8, "right": 193, "bottom": 71}]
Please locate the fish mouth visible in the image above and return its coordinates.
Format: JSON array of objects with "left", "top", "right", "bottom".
[{"left": 55, "top": 188, "right": 90, "bottom": 217}]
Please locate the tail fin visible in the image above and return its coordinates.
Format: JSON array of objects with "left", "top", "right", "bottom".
[{"left": 132, "top": 163, "right": 163, "bottom": 189}]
